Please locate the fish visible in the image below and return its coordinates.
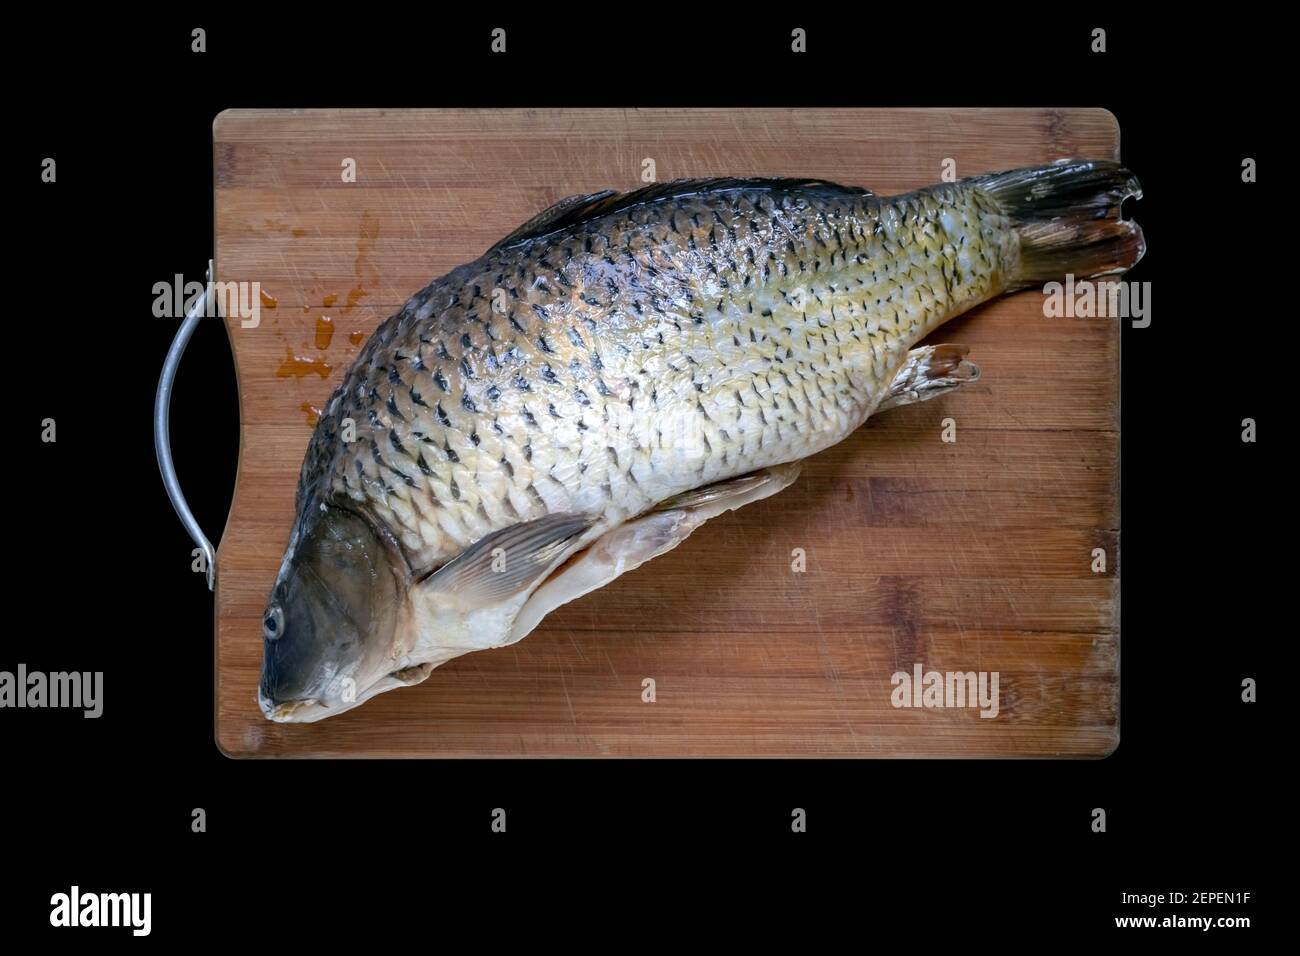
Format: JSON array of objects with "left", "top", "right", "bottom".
[{"left": 257, "top": 158, "right": 1144, "bottom": 722}]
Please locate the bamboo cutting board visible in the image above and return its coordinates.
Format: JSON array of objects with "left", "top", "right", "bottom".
[{"left": 213, "top": 108, "right": 1120, "bottom": 757}]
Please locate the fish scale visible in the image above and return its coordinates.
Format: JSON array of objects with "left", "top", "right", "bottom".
[{"left": 296, "top": 179, "right": 1015, "bottom": 572}]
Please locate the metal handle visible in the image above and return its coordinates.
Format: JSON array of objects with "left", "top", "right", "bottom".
[{"left": 155, "top": 260, "right": 217, "bottom": 590}]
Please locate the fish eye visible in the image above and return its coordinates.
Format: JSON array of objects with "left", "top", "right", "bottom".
[{"left": 263, "top": 604, "right": 285, "bottom": 641}]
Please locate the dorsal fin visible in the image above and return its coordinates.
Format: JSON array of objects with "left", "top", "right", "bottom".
[
  {"left": 487, "top": 177, "right": 873, "bottom": 253},
  {"left": 488, "top": 190, "right": 619, "bottom": 252}
]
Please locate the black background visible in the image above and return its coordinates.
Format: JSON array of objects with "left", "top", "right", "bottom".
[{"left": 9, "top": 12, "right": 1275, "bottom": 937}]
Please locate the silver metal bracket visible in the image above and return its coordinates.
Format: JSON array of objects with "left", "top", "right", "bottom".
[{"left": 154, "top": 259, "right": 217, "bottom": 590}]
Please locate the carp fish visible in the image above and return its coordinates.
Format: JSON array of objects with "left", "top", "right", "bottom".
[{"left": 258, "top": 159, "right": 1143, "bottom": 722}]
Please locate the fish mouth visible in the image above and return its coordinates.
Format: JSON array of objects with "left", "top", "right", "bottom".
[
  {"left": 257, "top": 688, "right": 327, "bottom": 723},
  {"left": 257, "top": 684, "right": 349, "bottom": 723},
  {"left": 257, "top": 669, "right": 422, "bottom": 723},
  {"left": 267, "top": 699, "right": 319, "bottom": 721}
]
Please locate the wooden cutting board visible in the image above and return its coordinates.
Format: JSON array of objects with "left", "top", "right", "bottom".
[{"left": 213, "top": 108, "right": 1120, "bottom": 757}]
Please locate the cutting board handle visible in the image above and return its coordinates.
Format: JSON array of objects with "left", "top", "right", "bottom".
[{"left": 154, "top": 259, "right": 218, "bottom": 590}]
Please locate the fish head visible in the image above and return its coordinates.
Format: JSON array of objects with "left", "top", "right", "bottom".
[
  {"left": 258, "top": 500, "right": 418, "bottom": 722},
  {"left": 258, "top": 501, "right": 599, "bottom": 722}
]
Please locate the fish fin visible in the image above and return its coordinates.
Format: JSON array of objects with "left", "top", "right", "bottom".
[
  {"left": 651, "top": 462, "right": 800, "bottom": 512},
  {"left": 978, "top": 159, "right": 1145, "bottom": 286},
  {"left": 669, "top": 460, "right": 802, "bottom": 521},
  {"left": 420, "top": 512, "right": 595, "bottom": 608},
  {"left": 876, "top": 344, "right": 981, "bottom": 413},
  {"left": 486, "top": 190, "right": 619, "bottom": 253},
  {"left": 489, "top": 179, "right": 873, "bottom": 252},
  {"left": 509, "top": 464, "right": 801, "bottom": 643}
]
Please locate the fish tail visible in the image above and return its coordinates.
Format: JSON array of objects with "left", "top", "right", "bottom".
[{"left": 979, "top": 159, "right": 1145, "bottom": 288}]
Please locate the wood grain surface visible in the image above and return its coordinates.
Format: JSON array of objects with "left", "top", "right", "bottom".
[{"left": 213, "top": 108, "right": 1120, "bottom": 757}]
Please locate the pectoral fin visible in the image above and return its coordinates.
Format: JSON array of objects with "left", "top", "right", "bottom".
[
  {"left": 508, "top": 463, "right": 801, "bottom": 643},
  {"left": 876, "top": 344, "right": 981, "bottom": 413},
  {"left": 420, "top": 512, "right": 595, "bottom": 609}
]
